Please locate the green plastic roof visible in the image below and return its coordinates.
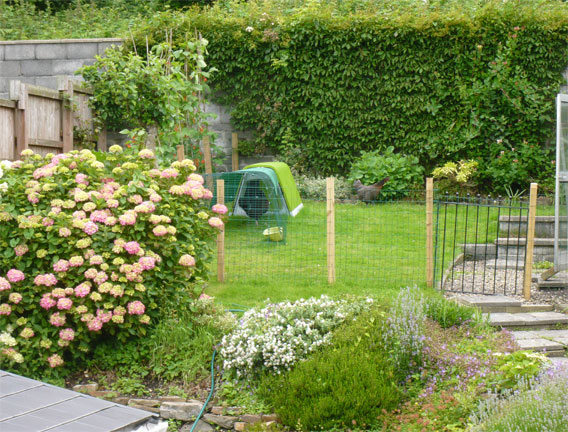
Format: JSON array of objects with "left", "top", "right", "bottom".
[{"left": 244, "top": 162, "right": 303, "bottom": 216}]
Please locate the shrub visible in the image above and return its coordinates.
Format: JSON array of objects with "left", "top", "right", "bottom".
[
  {"left": 130, "top": 0, "right": 568, "bottom": 191},
  {"left": 219, "top": 295, "right": 374, "bottom": 379},
  {"left": 425, "top": 296, "right": 481, "bottom": 329},
  {"left": 0, "top": 148, "right": 226, "bottom": 376},
  {"left": 349, "top": 147, "right": 424, "bottom": 199},
  {"left": 294, "top": 174, "right": 353, "bottom": 200},
  {"left": 432, "top": 160, "right": 478, "bottom": 195},
  {"left": 259, "top": 309, "right": 403, "bottom": 431}
]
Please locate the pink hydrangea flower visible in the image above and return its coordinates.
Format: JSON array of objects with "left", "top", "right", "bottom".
[
  {"left": 59, "top": 227, "right": 72, "bottom": 237},
  {"left": 119, "top": 211, "right": 137, "bottom": 226},
  {"left": 84, "top": 249, "right": 95, "bottom": 259},
  {"left": 152, "top": 225, "right": 168, "bottom": 237},
  {"left": 208, "top": 217, "right": 224, "bottom": 229},
  {"left": 97, "top": 309, "right": 112, "bottom": 323},
  {"left": 74, "top": 283, "right": 91, "bottom": 298},
  {"left": 161, "top": 168, "right": 179, "bottom": 179},
  {"left": 148, "top": 169, "right": 161, "bottom": 177},
  {"left": 20, "top": 327, "right": 34, "bottom": 338},
  {"left": 149, "top": 194, "right": 162, "bottom": 203},
  {"left": 212, "top": 204, "right": 228, "bottom": 215},
  {"left": 129, "top": 194, "right": 144, "bottom": 205},
  {"left": 8, "top": 293, "right": 22, "bottom": 304},
  {"left": 124, "top": 241, "right": 141, "bottom": 255},
  {"left": 51, "top": 206, "right": 62, "bottom": 215},
  {"left": 0, "top": 277, "right": 12, "bottom": 291},
  {"left": 57, "top": 298, "right": 73, "bottom": 310},
  {"left": 14, "top": 244, "right": 28, "bottom": 256},
  {"left": 93, "top": 272, "right": 108, "bottom": 285},
  {"left": 6, "top": 269, "right": 25, "bottom": 283},
  {"left": 0, "top": 303, "right": 12, "bottom": 315},
  {"left": 48, "top": 354, "right": 64, "bottom": 368},
  {"left": 89, "top": 255, "right": 104, "bottom": 265},
  {"left": 69, "top": 256, "right": 84, "bottom": 267},
  {"left": 59, "top": 328, "right": 75, "bottom": 341},
  {"left": 104, "top": 216, "right": 118, "bottom": 226},
  {"left": 34, "top": 273, "right": 58, "bottom": 287},
  {"left": 73, "top": 210, "right": 87, "bottom": 220},
  {"left": 87, "top": 318, "right": 103, "bottom": 332},
  {"left": 189, "top": 188, "right": 204, "bottom": 200},
  {"left": 83, "top": 221, "right": 99, "bottom": 235},
  {"left": 75, "top": 173, "right": 89, "bottom": 185},
  {"left": 49, "top": 312, "right": 66, "bottom": 327},
  {"left": 106, "top": 199, "right": 119, "bottom": 208},
  {"left": 51, "top": 288, "right": 66, "bottom": 298},
  {"left": 138, "top": 256, "right": 156, "bottom": 271},
  {"left": 42, "top": 217, "right": 54, "bottom": 227},
  {"left": 90, "top": 210, "right": 109, "bottom": 223},
  {"left": 138, "top": 149, "right": 154, "bottom": 159},
  {"left": 134, "top": 201, "right": 156, "bottom": 214},
  {"left": 202, "top": 189, "right": 213, "bottom": 200},
  {"left": 40, "top": 294, "right": 56, "bottom": 310},
  {"left": 169, "top": 185, "right": 185, "bottom": 195},
  {"left": 188, "top": 173, "right": 204, "bottom": 184},
  {"left": 27, "top": 193, "right": 39, "bottom": 204},
  {"left": 84, "top": 268, "right": 98, "bottom": 279},
  {"left": 179, "top": 254, "right": 196, "bottom": 267},
  {"left": 127, "top": 301, "right": 145, "bottom": 315},
  {"left": 53, "top": 259, "right": 70, "bottom": 273}
]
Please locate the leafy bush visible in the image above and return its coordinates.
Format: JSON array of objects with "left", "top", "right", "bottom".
[
  {"left": 349, "top": 147, "right": 424, "bottom": 199},
  {"left": 259, "top": 308, "right": 403, "bottom": 431},
  {"left": 432, "top": 160, "right": 478, "bottom": 195},
  {"left": 426, "top": 296, "right": 481, "bottom": 329},
  {"left": 129, "top": 0, "right": 568, "bottom": 192},
  {"left": 0, "top": 148, "right": 226, "bottom": 376},
  {"left": 294, "top": 174, "right": 353, "bottom": 200},
  {"left": 219, "top": 295, "right": 374, "bottom": 379}
]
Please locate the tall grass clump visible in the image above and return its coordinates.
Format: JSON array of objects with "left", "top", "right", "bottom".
[
  {"left": 469, "top": 364, "right": 568, "bottom": 432},
  {"left": 426, "top": 296, "right": 483, "bottom": 329}
]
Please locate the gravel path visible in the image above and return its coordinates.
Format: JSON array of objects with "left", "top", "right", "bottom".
[{"left": 442, "top": 260, "right": 568, "bottom": 307}]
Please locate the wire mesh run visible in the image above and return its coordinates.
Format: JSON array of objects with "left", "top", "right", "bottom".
[{"left": 434, "top": 193, "right": 530, "bottom": 295}]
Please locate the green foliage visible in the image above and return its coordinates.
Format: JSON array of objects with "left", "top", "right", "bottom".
[
  {"left": 490, "top": 350, "right": 549, "bottom": 392},
  {"left": 80, "top": 40, "right": 217, "bottom": 164},
  {"left": 294, "top": 174, "right": 353, "bottom": 200},
  {"left": 432, "top": 160, "right": 479, "bottom": 194},
  {"left": 0, "top": 148, "right": 222, "bottom": 377},
  {"left": 130, "top": 0, "right": 568, "bottom": 191},
  {"left": 349, "top": 147, "right": 424, "bottom": 199},
  {"left": 258, "top": 308, "right": 404, "bottom": 430},
  {"left": 426, "top": 297, "right": 482, "bottom": 329},
  {"left": 216, "top": 380, "right": 272, "bottom": 414}
]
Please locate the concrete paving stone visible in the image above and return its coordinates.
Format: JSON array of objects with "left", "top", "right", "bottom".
[
  {"left": 555, "top": 338, "right": 568, "bottom": 346},
  {"left": 519, "top": 304, "right": 554, "bottom": 313},
  {"left": 5, "top": 44, "right": 35, "bottom": 60},
  {"left": 511, "top": 313, "right": 542, "bottom": 324},
  {"left": 36, "top": 44, "right": 67, "bottom": 59},
  {"left": 533, "top": 330, "right": 568, "bottom": 339},
  {"left": 529, "top": 312, "right": 568, "bottom": 325},
  {"left": 511, "top": 331, "right": 541, "bottom": 339},
  {"left": 515, "top": 338, "right": 564, "bottom": 351},
  {"left": 66, "top": 43, "right": 98, "bottom": 59},
  {"left": 488, "top": 313, "right": 527, "bottom": 326},
  {"left": 457, "top": 295, "right": 522, "bottom": 308},
  {"left": 486, "top": 259, "right": 525, "bottom": 270},
  {"left": 21, "top": 60, "right": 53, "bottom": 76}
]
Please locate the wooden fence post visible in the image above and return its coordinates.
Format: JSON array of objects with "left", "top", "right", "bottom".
[
  {"left": 217, "top": 179, "right": 225, "bottom": 283},
  {"left": 203, "top": 136, "right": 213, "bottom": 191},
  {"left": 327, "top": 177, "right": 336, "bottom": 284},
  {"left": 176, "top": 144, "right": 184, "bottom": 162},
  {"left": 232, "top": 132, "right": 239, "bottom": 171},
  {"left": 523, "top": 183, "right": 538, "bottom": 300},
  {"left": 61, "top": 78, "right": 74, "bottom": 153},
  {"left": 10, "top": 80, "right": 28, "bottom": 156},
  {"left": 97, "top": 127, "right": 108, "bottom": 152},
  {"left": 426, "top": 178, "right": 434, "bottom": 288}
]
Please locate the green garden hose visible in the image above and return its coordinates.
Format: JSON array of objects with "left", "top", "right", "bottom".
[{"left": 190, "top": 349, "right": 217, "bottom": 432}]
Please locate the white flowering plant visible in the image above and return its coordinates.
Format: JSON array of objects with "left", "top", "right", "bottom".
[
  {"left": 0, "top": 147, "right": 228, "bottom": 376},
  {"left": 219, "top": 295, "right": 375, "bottom": 379}
]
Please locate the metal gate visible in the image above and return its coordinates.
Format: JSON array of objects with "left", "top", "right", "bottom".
[
  {"left": 434, "top": 193, "right": 530, "bottom": 295},
  {"left": 555, "top": 94, "right": 568, "bottom": 272}
]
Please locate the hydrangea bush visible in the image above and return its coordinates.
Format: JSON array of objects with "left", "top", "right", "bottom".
[
  {"left": 220, "top": 295, "right": 374, "bottom": 379},
  {"left": 0, "top": 147, "right": 226, "bottom": 375}
]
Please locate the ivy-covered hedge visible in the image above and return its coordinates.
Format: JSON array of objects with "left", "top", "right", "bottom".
[{"left": 131, "top": 0, "right": 568, "bottom": 192}]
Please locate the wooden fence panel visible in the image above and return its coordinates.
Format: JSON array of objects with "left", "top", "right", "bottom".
[
  {"left": 27, "top": 89, "right": 64, "bottom": 157},
  {"left": 0, "top": 101, "right": 16, "bottom": 161}
]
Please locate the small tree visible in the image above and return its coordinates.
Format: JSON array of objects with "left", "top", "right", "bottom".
[{"left": 81, "top": 36, "right": 216, "bottom": 164}]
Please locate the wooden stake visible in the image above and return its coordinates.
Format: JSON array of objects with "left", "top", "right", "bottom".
[
  {"left": 12, "top": 81, "right": 28, "bottom": 156},
  {"left": 426, "top": 178, "right": 434, "bottom": 288},
  {"left": 327, "top": 177, "right": 336, "bottom": 284},
  {"left": 217, "top": 179, "right": 225, "bottom": 283},
  {"left": 232, "top": 132, "right": 239, "bottom": 171},
  {"left": 523, "top": 183, "right": 538, "bottom": 300},
  {"left": 61, "top": 78, "right": 74, "bottom": 153},
  {"left": 203, "top": 136, "right": 213, "bottom": 191},
  {"left": 97, "top": 127, "right": 107, "bottom": 152},
  {"left": 176, "top": 144, "right": 184, "bottom": 162}
]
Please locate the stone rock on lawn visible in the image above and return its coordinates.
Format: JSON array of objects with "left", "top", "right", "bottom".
[
  {"left": 234, "top": 422, "right": 247, "bottom": 432},
  {"left": 160, "top": 401, "right": 203, "bottom": 421},
  {"left": 129, "top": 398, "right": 160, "bottom": 407},
  {"left": 240, "top": 414, "right": 262, "bottom": 424},
  {"left": 159, "top": 396, "right": 186, "bottom": 402},
  {"left": 180, "top": 420, "right": 213, "bottom": 432},
  {"left": 211, "top": 406, "right": 244, "bottom": 415},
  {"left": 261, "top": 414, "right": 279, "bottom": 423},
  {"left": 203, "top": 414, "right": 238, "bottom": 429}
]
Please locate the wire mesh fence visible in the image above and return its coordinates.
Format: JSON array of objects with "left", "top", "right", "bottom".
[
  {"left": 206, "top": 173, "right": 428, "bottom": 291},
  {"left": 434, "top": 193, "right": 531, "bottom": 296}
]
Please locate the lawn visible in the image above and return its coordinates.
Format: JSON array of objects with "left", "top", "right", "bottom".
[{"left": 206, "top": 197, "right": 546, "bottom": 306}]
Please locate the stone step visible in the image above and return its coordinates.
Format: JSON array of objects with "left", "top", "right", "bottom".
[
  {"left": 485, "top": 259, "right": 525, "bottom": 270},
  {"left": 487, "top": 311, "right": 568, "bottom": 329},
  {"left": 499, "top": 215, "right": 564, "bottom": 240},
  {"left": 534, "top": 278, "right": 568, "bottom": 290},
  {"left": 454, "top": 295, "right": 553, "bottom": 313},
  {"left": 511, "top": 329, "right": 568, "bottom": 357}
]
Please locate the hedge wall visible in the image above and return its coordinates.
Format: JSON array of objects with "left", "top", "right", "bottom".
[{"left": 132, "top": 0, "right": 568, "bottom": 192}]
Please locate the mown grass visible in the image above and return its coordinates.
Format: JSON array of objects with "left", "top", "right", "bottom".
[{"left": 206, "top": 198, "right": 551, "bottom": 307}]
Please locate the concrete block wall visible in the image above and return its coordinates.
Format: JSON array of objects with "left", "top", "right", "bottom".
[
  {"left": 0, "top": 39, "right": 122, "bottom": 97},
  {"left": 0, "top": 38, "right": 265, "bottom": 170}
]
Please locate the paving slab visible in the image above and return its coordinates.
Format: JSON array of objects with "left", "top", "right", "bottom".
[
  {"left": 515, "top": 338, "right": 565, "bottom": 352},
  {"left": 485, "top": 259, "right": 525, "bottom": 270},
  {"left": 487, "top": 313, "right": 527, "bottom": 326},
  {"left": 456, "top": 295, "right": 522, "bottom": 308}
]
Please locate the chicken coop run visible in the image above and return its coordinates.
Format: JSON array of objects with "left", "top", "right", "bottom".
[{"left": 210, "top": 162, "right": 303, "bottom": 242}]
